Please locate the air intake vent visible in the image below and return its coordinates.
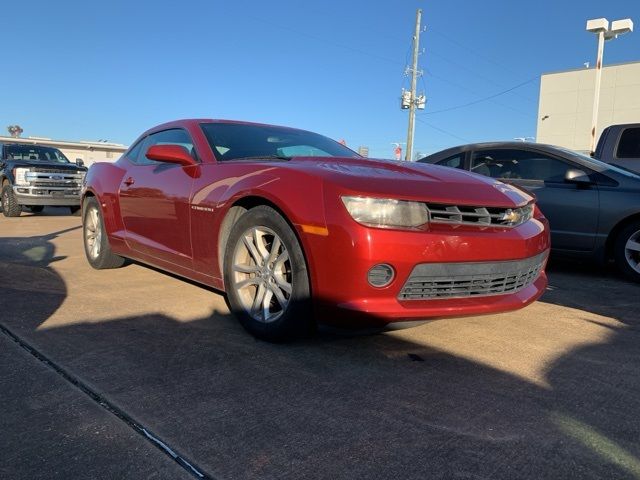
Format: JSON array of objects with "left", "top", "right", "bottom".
[{"left": 399, "top": 251, "right": 547, "bottom": 300}]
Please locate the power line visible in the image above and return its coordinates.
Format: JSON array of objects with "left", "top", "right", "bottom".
[
  {"left": 421, "top": 78, "right": 536, "bottom": 115},
  {"left": 415, "top": 117, "right": 470, "bottom": 143},
  {"left": 243, "top": 12, "right": 404, "bottom": 67},
  {"left": 427, "top": 49, "right": 538, "bottom": 104},
  {"left": 430, "top": 27, "right": 525, "bottom": 78}
]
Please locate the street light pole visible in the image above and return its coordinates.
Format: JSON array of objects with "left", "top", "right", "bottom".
[
  {"left": 589, "top": 29, "right": 605, "bottom": 155},
  {"left": 586, "top": 17, "right": 634, "bottom": 155}
]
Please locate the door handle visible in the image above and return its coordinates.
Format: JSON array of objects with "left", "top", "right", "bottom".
[{"left": 123, "top": 177, "right": 135, "bottom": 187}]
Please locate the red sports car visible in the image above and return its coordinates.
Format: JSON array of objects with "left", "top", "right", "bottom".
[{"left": 81, "top": 119, "right": 550, "bottom": 341}]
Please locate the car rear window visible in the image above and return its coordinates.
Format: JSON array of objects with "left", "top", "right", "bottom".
[{"left": 616, "top": 128, "right": 640, "bottom": 159}]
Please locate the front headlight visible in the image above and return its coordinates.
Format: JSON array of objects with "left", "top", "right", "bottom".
[
  {"left": 13, "top": 168, "right": 29, "bottom": 186},
  {"left": 341, "top": 196, "right": 429, "bottom": 229}
]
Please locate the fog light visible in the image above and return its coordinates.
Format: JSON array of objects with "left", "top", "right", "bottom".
[{"left": 368, "top": 264, "right": 395, "bottom": 287}]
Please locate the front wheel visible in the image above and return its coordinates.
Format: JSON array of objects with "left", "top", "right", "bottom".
[
  {"left": 223, "top": 206, "right": 313, "bottom": 341},
  {"left": 1, "top": 185, "right": 22, "bottom": 217},
  {"left": 82, "top": 197, "right": 126, "bottom": 269},
  {"left": 614, "top": 220, "right": 640, "bottom": 282}
]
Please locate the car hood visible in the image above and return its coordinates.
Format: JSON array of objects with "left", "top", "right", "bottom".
[{"left": 294, "top": 156, "right": 532, "bottom": 208}]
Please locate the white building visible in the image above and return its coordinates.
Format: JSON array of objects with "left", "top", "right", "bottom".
[
  {"left": 0, "top": 135, "right": 128, "bottom": 167},
  {"left": 536, "top": 60, "right": 640, "bottom": 152}
]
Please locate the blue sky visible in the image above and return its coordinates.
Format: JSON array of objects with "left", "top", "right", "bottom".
[{"left": 1, "top": 0, "right": 638, "bottom": 158}]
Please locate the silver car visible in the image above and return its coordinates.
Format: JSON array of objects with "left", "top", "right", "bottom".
[{"left": 419, "top": 142, "right": 640, "bottom": 282}]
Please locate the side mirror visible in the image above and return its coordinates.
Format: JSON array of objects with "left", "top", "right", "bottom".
[
  {"left": 565, "top": 168, "right": 592, "bottom": 185},
  {"left": 145, "top": 144, "right": 196, "bottom": 166},
  {"left": 76, "top": 158, "right": 85, "bottom": 167}
]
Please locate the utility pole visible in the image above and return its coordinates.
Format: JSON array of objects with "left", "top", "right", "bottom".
[{"left": 402, "top": 9, "right": 424, "bottom": 161}]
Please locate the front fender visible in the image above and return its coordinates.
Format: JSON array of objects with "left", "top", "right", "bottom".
[
  {"left": 82, "top": 162, "right": 127, "bottom": 246},
  {"left": 190, "top": 163, "right": 328, "bottom": 284}
]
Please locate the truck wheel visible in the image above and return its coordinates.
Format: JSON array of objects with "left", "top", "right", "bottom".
[
  {"left": 614, "top": 220, "right": 640, "bottom": 283},
  {"left": 28, "top": 206, "right": 44, "bottom": 214},
  {"left": 70, "top": 206, "right": 81, "bottom": 216},
  {"left": 82, "top": 197, "right": 126, "bottom": 269},
  {"left": 1, "top": 185, "right": 22, "bottom": 217},
  {"left": 223, "top": 205, "right": 313, "bottom": 342}
]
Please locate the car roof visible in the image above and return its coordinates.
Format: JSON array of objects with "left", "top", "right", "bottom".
[
  {"left": 419, "top": 141, "right": 588, "bottom": 162},
  {"left": 420, "top": 141, "right": 640, "bottom": 182},
  {"left": 0, "top": 143, "right": 61, "bottom": 149},
  {"left": 143, "top": 118, "right": 309, "bottom": 137}
]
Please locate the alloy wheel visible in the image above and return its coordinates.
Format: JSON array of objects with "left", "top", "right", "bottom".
[
  {"left": 84, "top": 206, "right": 102, "bottom": 260},
  {"left": 624, "top": 229, "right": 640, "bottom": 274},
  {"left": 231, "top": 226, "right": 292, "bottom": 323}
]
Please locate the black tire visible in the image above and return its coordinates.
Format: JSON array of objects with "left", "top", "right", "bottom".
[
  {"left": 82, "top": 197, "right": 126, "bottom": 269},
  {"left": 28, "top": 205, "right": 44, "bottom": 213},
  {"left": 1, "top": 184, "right": 22, "bottom": 217},
  {"left": 70, "top": 206, "right": 81, "bottom": 216},
  {"left": 223, "top": 205, "right": 313, "bottom": 341},
  {"left": 614, "top": 220, "right": 640, "bottom": 283}
]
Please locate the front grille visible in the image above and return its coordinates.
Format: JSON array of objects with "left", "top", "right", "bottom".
[
  {"left": 399, "top": 251, "right": 547, "bottom": 300},
  {"left": 426, "top": 203, "right": 534, "bottom": 228},
  {"left": 25, "top": 170, "right": 85, "bottom": 189}
]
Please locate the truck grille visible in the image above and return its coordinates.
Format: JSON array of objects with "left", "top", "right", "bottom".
[
  {"left": 399, "top": 251, "right": 547, "bottom": 300},
  {"left": 426, "top": 203, "right": 534, "bottom": 228},
  {"left": 25, "top": 170, "right": 85, "bottom": 187}
]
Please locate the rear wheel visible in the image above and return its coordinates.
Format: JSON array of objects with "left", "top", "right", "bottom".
[
  {"left": 614, "top": 220, "right": 640, "bottom": 283},
  {"left": 70, "top": 206, "right": 81, "bottom": 216},
  {"left": 223, "top": 206, "right": 313, "bottom": 341},
  {"left": 82, "top": 197, "right": 126, "bottom": 269},
  {"left": 1, "top": 185, "right": 21, "bottom": 217},
  {"left": 28, "top": 205, "right": 44, "bottom": 213}
]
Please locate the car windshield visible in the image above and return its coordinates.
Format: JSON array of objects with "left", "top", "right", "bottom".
[
  {"left": 4, "top": 145, "right": 70, "bottom": 163},
  {"left": 556, "top": 147, "right": 640, "bottom": 180},
  {"left": 200, "top": 123, "right": 360, "bottom": 161}
]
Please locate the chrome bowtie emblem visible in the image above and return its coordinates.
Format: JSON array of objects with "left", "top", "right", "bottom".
[{"left": 501, "top": 209, "right": 521, "bottom": 223}]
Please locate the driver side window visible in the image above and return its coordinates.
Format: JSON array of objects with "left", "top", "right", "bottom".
[
  {"left": 128, "top": 129, "right": 196, "bottom": 166},
  {"left": 471, "top": 149, "right": 570, "bottom": 182}
]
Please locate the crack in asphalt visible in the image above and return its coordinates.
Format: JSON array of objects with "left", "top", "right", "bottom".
[{"left": 0, "top": 322, "right": 214, "bottom": 480}]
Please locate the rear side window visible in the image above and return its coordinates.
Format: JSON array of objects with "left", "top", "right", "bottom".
[
  {"left": 436, "top": 154, "right": 464, "bottom": 169},
  {"left": 616, "top": 128, "right": 640, "bottom": 158},
  {"left": 471, "top": 149, "right": 570, "bottom": 182}
]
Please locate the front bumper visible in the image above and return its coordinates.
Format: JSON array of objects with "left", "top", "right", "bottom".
[
  {"left": 13, "top": 186, "right": 81, "bottom": 206},
  {"left": 302, "top": 207, "right": 550, "bottom": 328}
]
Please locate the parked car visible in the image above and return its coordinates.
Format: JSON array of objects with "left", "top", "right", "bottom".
[
  {"left": 595, "top": 123, "right": 640, "bottom": 173},
  {"left": 418, "top": 142, "right": 640, "bottom": 282},
  {"left": 0, "top": 143, "right": 87, "bottom": 217},
  {"left": 82, "top": 119, "right": 550, "bottom": 341}
]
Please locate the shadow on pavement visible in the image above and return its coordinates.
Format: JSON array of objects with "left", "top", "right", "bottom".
[
  {"left": 1, "top": 231, "right": 639, "bottom": 479},
  {"left": 544, "top": 257, "right": 639, "bottom": 326}
]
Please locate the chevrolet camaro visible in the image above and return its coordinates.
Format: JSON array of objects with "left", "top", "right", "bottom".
[{"left": 81, "top": 119, "right": 550, "bottom": 341}]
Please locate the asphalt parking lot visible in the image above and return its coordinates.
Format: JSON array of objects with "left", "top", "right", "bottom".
[{"left": 1, "top": 208, "right": 639, "bottom": 480}]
